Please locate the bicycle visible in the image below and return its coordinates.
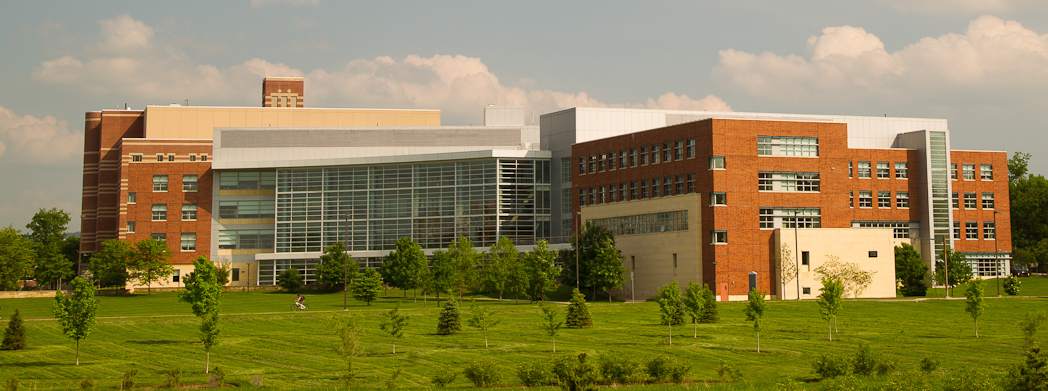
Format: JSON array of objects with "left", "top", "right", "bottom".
[{"left": 290, "top": 302, "right": 309, "bottom": 311}]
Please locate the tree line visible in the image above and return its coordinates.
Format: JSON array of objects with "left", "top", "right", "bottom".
[{"left": 0, "top": 208, "right": 79, "bottom": 291}]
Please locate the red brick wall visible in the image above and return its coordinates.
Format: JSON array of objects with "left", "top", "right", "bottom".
[
  {"left": 950, "top": 150, "right": 1011, "bottom": 252},
  {"left": 81, "top": 111, "right": 145, "bottom": 254}
]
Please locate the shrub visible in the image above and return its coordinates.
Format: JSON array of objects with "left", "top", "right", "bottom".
[
  {"left": 941, "top": 368, "right": 998, "bottom": 391},
  {"left": 717, "top": 361, "right": 742, "bottom": 383},
  {"left": 5, "top": 378, "right": 19, "bottom": 391},
  {"left": 1002, "top": 346, "right": 1048, "bottom": 391},
  {"left": 79, "top": 378, "right": 95, "bottom": 391},
  {"left": 1004, "top": 275, "right": 1021, "bottom": 296},
  {"left": 437, "top": 300, "right": 462, "bottom": 335},
  {"left": 646, "top": 354, "right": 689, "bottom": 383},
  {"left": 277, "top": 267, "right": 304, "bottom": 292},
  {"left": 209, "top": 366, "right": 226, "bottom": 387},
  {"left": 552, "top": 353, "right": 598, "bottom": 391},
  {"left": 1, "top": 309, "right": 26, "bottom": 350},
  {"left": 163, "top": 367, "right": 182, "bottom": 388},
  {"left": 597, "top": 354, "right": 645, "bottom": 385},
  {"left": 463, "top": 360, "right": 502, "bottom": 388},
  {"left": 430, "top": 366, "right": 458, "bottom": 388},
  {"left": 880, "top": 371, "right": 932, "bottom": 391},
  {"left": 386, "top": 368, "right": 402, "bottom": 389},
  {"left": 250, "top": 374, "right": 264, "bottom": 388},
  {"left": 565, "top": 289, "right": 592, "bottom": 328},
  {"left": 121, "top": 369, "right": 139, "bottom": 390},
  {"left": 812, "top": 354, "right": 850, "bottom": 379},
  {"left": 875, "top": 360, "right": 897, "bottom": 376},
  {"left": 776, "top": 378, "right": 802, "bottom": 391},
  {"left": 818, "top": 375, "right": 864, "bottom": 391},
  {"left": 918, "top": 357, "right": 940, "bottom": 373},
  {"left": 852, "top": 344, "right": 878, "bottom": 376},
  {"left": 517, "top": 361, "right": 554, "bottom": 387}
]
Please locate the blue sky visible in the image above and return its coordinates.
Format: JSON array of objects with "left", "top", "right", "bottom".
[{"left": 2, "top": 0, "right": 1047, "bottom": 229}]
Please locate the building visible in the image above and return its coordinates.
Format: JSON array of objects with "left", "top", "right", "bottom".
[{"left": 545, "top": 108, "right": 1010, "bottom": 300}]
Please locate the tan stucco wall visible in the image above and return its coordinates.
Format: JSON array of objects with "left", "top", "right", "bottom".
[
  {"left": 126, "top": 260, "right": 260, "bottom": 291},
  {"left": 142, "top": 106, "right": 441, "bottom": 140},
  {"left": 580, "top": 193, "right": 703, "bottom": 301},
  {"left": 775, "top": 228, "right": 897, "bottom": 300}
]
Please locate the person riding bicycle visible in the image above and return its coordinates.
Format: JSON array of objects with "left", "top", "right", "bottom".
[{"left": 295, "top": 294, "right": 306, "bottom": 310}]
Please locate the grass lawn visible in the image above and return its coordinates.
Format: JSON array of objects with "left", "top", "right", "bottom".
[{"left": 0, "top": 278, "right": 1045, "bottom": 390}]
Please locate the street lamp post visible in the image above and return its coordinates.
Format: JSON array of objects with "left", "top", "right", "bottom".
[
  {"left": 575, "top": 211, "right": 581, "bottom": 290},
  {"left": 995, "top": 211, "right": 1000, "bottom": 297},
  {"left": 343, "top": 213, "right": 349, "bottom": 311},
  {"left": 794, "top": 210, "right": 801, "bottom": 300}
]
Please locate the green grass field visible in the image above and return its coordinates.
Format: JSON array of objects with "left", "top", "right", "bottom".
[{"left": 1, "top": 278, "right": 1046, "bottom": 390}]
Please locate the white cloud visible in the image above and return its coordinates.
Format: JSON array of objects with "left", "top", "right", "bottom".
[
  {"left": 250, "top": 0, "right": 319, "bottom": 7},
  {"left": 712, "top": 16, "right": 1048, "bottom": 106},
  {"left": 880, "top": 0, "right": 1037, "bottom": 14},
  {"left": 98, "top": 14, "right": 153, "bottom": 52},
  {"left": 0, "top": 107, "right": 81, "bottom": 166}
]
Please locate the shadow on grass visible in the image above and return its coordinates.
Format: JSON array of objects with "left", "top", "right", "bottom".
[{"left": 127, "top": 339, "right": 182, "bottom": 345}]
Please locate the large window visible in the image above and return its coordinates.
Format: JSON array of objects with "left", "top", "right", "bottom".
[
  {"left": 686, "top": 174, "right": 696, "bottom": 194},
  {"left": 966, "top": 221, "right": 978, "bottom": 239},
  {"left": 151, "top": 204, "right": 167, "bottom": 221},
  {"left": 877, "top": 162, "right": 889, "bottom": 179},
  {"left": 854, "top": 221, "right": 914, "bottom": 239},
  {"left": 153, "top": 175, "right": 168, "bottom": 192},
  {"left": 878, "top": 191, "right": 891, "bottom": 208},
  {"left": 561, "top": 158, "right": 571, "bottom": 182},
  {"left": 757, "top": 136, "right": 818, "bottom": 156},
  {"left": 982, "top": 193, "right": 995, "bottom": 209},
  {"left": 183, "top": 175, "right": 198, "bottom": 191},
  {"left": 128, "top": 192, "right": 136, "bottom": 204},
  {"left": 127, "top": 221, "right": 135, "bottom": 233},
  {"left": 640, "top": 146, "right": 648, "bottom": 165},
  {"left": 759, "top": 208, "right": 821, "bottom": 229},
  {"left": 983, "top": 222, "right": 996, "bottom": 239},
  {"left": 619, "top": 150, "right": 628, "bottom": 168},
  {"left": 578, "top": 157, "right": 586, "bottom": 175},
  {"left": 663, "top": 142, "right": 672, "bottom": 162},
  {"left": 964, "top": 193, "right": 977, "bottom": 209},
  {"left": 181, "top": 204, "right": 197, "bottom": 221},
  {"left": 981, "top": 164, "right": 993, "bottom": 180},
  {"left": 758, "top": 172, "right": 820, "bottom": 192},
  {"left": 859, "top": 191, "right": 872, "bottom": 208},
  {"left": 858, "top": 162, "right": 871, "bottom": 178},
  {"left": 895, "top": 162, "right": 908, "bottom": 179},
  {"left": 220, "top": 171, "right": 276, "bottom": 190},
  {"left": 963, "top": 164, "right": 976, "bottom": 180},
  {"left": 896, "top": 192, "right": 909, "bottom": 208},
  {"left": 588, "top": 210, "right": 688, "bottom": 236},
  {"left": 181, "top": 233, "right": 196, "bottom": 251},
  {"left": 219, "top": 200, "right": 275, "bottom": 219},
  {"left": 218, "top": 229, "right": 275, "bottom": 249}
]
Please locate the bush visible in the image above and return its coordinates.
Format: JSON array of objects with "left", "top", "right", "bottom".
[
  {"left": 209, "top": 366, "right": 226, "bottom": 387},
  {"left": 1, "top": 309, "right": 26, "bottom": 350},
  {"left": 852, "top": 344, "right": 877, "bottom": 376},
  {"left": 552, "top": 353, "right": 598, "bottom": 391},
  {"left": 941, "top": 368, "right": 998, "bottom": 391},
  {"left": 163, "top": 367, "right": 182, "bottom": 388},
  {"left": 517, "top": 362, "right": 554, "bottom": 387},
  {"left": 5, "top": 378, "right": 19, "bottom": 391},
  {"left": 430, "top": 366, "right": 458, "bottom": 388},
  {"left": 776, "top": 378, "right": 803, "bottom": 391},
  {"left": 250, "top": 374, "right": 264, "bottom": 388},
  {"left": 812, "top": 354, "right": 850, "bottom": 379},
  {"left": 1002, "top": 346, "right": 1048, "bottom": 391},
  {"left": 277, "top": 267, "right": 304, "bottom": 292},
  {"left": 717, "top": 361, "right": 742, "bottom": 383},
  {"left": 437, "top": 300, "right": 462, "bottom": 335},
  {"left": 1004, "top": 275, "right": 1021, "bottom": 296},
  {"left": 880, "top": 371, "right": 932, "bottom": 391},
  {"left": 121, "top": 369, "right": 139, "bottom": 390},
  {"left": 565, "top": 289, "right": 592, "bottom": 328},
  {"left": 79, "top": 378, "right": 95, "bottom": 391},
  {"left": 463, "top": 360, "right": 502, "bottom": 388},
  {"left": 875, "top": 360, "right": 897, "bottom": 376},
  {"left": 818, "top": 375, "right": 864, "bottom": 391},
  {"left": 386, "top": 368, "right": 402, "bottom": 389},
  {"left": 646, "top": 354, "right": 690, "bottom": 383},
  {"left": 919, "top": 357, "right": 940, "bottom": 373},
  {"left": 597, "top": 354, "right": 645, "bottom": 385}
]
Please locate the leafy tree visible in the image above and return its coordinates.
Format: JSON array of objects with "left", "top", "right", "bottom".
[
  {"left": 482, "top": 237, "right": 517, "bottom": 301},
  {"left": 656, "top": 281, "right": 685, "bottom": 345},
  {"left": 1010, "top": 151, "right": 1031, "bottom": 184},
  {"left": 1, "top": 309, "right": 26, "bottom": 350},
  {"left": 817, "top": 278, "right": 844, "bottom": 341},
  {"left": 467, "top": 299, "right": 500, "bottom": 348},
  {"left": 381, "top": 237, "right": 427, "bottom": 301},
  {"left": 778, "top": 243, "right": 797, "bottom": 299},
  {"left": 522, "top": 240, "right": 561, "bottom": 302},
  {"left": 276, "top": 267, "right": 304, "bottom": 292},
  {"left": 895, "top": 243, "right": 928, "bottom": 296},
  {"left": 199, "top": 312, "right": 221, "bottom": 373},
  {"left": 1010, "top": 152, "right": 1048, "bottom": 272},
  {"left": 559, "top": 223, "right": 616, "bottom": 299},
  {"left": 178, "top": 256, "right": 223, "bottom": 317},
  {"left": 0, "top": 226, "right": 34, "bottom": 291},
  {"left": 89, "top": 239, "right": 135, "bottom": 288},
  {"left": 436, "top": 299, "right": 462, "bottom": 335},
  {"left": 964, "top": 279, "right": 987, "bottom": 338},
  {"left": 815, "top": 255, "right": 876, "bottom": 298},
  {"left": 353, "top": 268, "right": 382, "bottom": 305},
  {"left": 329, "top": 313, "right": 363, "bottom": 381},
  {"left": 317, "top": 242, "right": 357, "bottom": 290},
  {"left": 448, "top": 237, "right": 481, "bottom": 300},
  {"left": 934, "top": 247, "right": 973, "bottom": 296},
  {"left": 130, "top": 238, "right": 174, "bottom": 295},
  {"left": 214, "top": 259, "right": 232, "bottom": 286},
  {"left": 51, "top": 277, "right": 99, "bottom": 365},
  {"left": 743, "top": 288, "right": 767, "bottom": 353},
  {"left": 27, "top": 208, "right": 75, "bottom": 289},
  {"left": 698, "top": 283, "right": 719, "bottom": 323},
  {"left": 379, "top": 304, "right": 408, "bottom": 354},
  {"left": 682, "top": 281, "right": 706, "bottom": 338},
  {"left": 589, "top": 237, "right": 627, "bottom": 303},
  {"left": 1020, "top": 311, "right": 1046, "bottom": 349},
  {"left": 565, "top": 288, "right": 592, "bottom": 328},
  {"left": 539, "top": 303, "right": 563, "bottom": 352},
  {"left": 427, "top": 250, "right": 454, "bottom": 305},
  {"left": 1004, "top": 275, "right": 1021, "bottom": 296}
]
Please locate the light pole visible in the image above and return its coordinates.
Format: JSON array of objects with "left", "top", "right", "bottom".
[
  {"left": 994, "top": 211, "right": 1000, "bottom": 297},
  {"left": 794, "top": 210, "right": 801, "bottom": 300},
  {"left": 343, "top": 213, "right": 349, "bottom": 311},
  {"left": 575, "top": 211, "right": 581, "bottom": 290}
]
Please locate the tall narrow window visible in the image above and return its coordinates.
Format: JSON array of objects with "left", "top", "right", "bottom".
[
  {"left": 630, "top": 148, "right": 638, "bottom": 167},
  {"left": 675, "top": 175, "right": 684, "bottom": 195},
  {"left": 982, "top": 193, "right": 995, "bottom": 209},
  {"left": 848, "top": 161, "right": 853, "bottom": 178},
  {"left": 663, "top": 142, "right": 672, "bottom": 162},
  {"left": 663, "top": 176, "right": 672, "bottom": 196},
  {"left": 640, "top": 180, "right": 648, "bottom": 199},
  {"left": 652, "top": 178, "right": 661, "bottom": 197},
  {"left": 153, "top": 175, "right": 168, "bottom": 192},
  {"left": 619, "top": 150, "right": 628, "bottom": 168},
  {"left": 128, "top": 192, "right": 136, "bottom": 204},
  {"left": 954, "top": 221, "right": 961, "bottom": 239},
  {"left": 619, "top": 182, "right": 627, "bottom": 201},
  {"left": 579, "top": 157, "right": 587, "bottom": 175},
  {"left": 651, "top": 144, "right": 661, "bottom": 164},
  {"left": 981, "top": 164, "right": 993, "bottom": 180},
  {"left": 589, "top": 155, "right": 597, "bottom": 173},
  {"left": 629, "top": 181, "right": 637, "bottom": 200},
  {"left": 127, "top": 221, "right": 135, "bottom": 233},
  {"left": 608, "top": 152, "right": 616, "bottom": 170},
  {"left": 895, "top": 162, "right": 908, "bottom": 179},
  {"left": 598, "top": 154, "right": 606, "bottom": 171},
  {"left": 609, "top": 184, "right": 617, "bottom": 202},
  {"left": 686, "top": 174, "right": 696, "bottom": 194},
  {"left": 183, "top": 175, "right": 198, "bottom": 192},
  {"left": 640, "top": 146, "right": 648, "bottom": 165},
  {"left": 802, "top": 251, "right": 810, "bottom": 266},
  {"left": 675, "top": 140, "right": 684, "bottom": 160},
  {"left": 952, "top": 192, "right": 959, "bottom": 209},
  {"left": 849, "top": 191, "right": 854, "bottom": 208},
  {"left": 952, "top": 163, "right": 959, "bottom": 180},
  {"left": 673, "top": 253, "right": 678, "bottom": 276},
  {"left": 686, "top": 138, "right": 695, "bottom": 158}
]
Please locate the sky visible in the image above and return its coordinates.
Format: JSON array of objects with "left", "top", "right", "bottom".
[{"left": 2, "top": 0, "right": 1047, "bottom": 230}]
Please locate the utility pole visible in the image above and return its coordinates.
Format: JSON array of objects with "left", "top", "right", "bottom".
[
  {"left": 794, "top": 210, "right": 801, "bottom": 300},
  {"left": 575, "top": 211, "right": 580, "bottom": 290},
  {"left": 994, "top": 211, "right": 1000, "bottom": 297},
  {"left": 343, "top": 213, "right": 349, "bottom": 311}
]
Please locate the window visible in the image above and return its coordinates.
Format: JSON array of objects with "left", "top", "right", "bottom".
[
  {"left": 854, "top": 221, "right": 913, "bottom": 238},
  {"left": 757, "top": 136, "right": 819, "bottom": 156},
  {"left": 984, "top": 222, "right": 996, "bottom": 239},
  {"left": 640, "top": 180, "right": 648, "bottom": 199},
  {"left": 182, "top": 204, "right": 197, "bottom": 221},
  {"left": 952, "top": 163, "right": 958, "bottom": 180},
  {"left": 619, "top": 150, "right": 627, "bottom": 168},
  {"left": 869, "top": 251, "right": 878, "bottom": 258},
  {"left": 966, "top": 221, "right": 978, "bottom": 239},
  {"left": 981, "top": 164, "right": 993, "bottom": 180},
  {"left": 640, "top": 146, "right": 648, "bottom": 165},
  {"left": 803, "top": 287, "right": 811, "bottom": 295},
  {"left": 802, "top": 251, "right": 810, "bottom": 266},
  {"left": 709, "top": 156, "right": 725, "bottom": 170},
  {"left": 598, "top": 153, "right": 606, "bottom": 171},
  {"left": 589, "top": 210, "right": 689, "bottom": 236},
  {"left": 895, "top": 162, "right": 908, "bottom": 179},
  {"left": 711, "top": 192, "right": 726, "bottom": 206},
  {"left": 127, "top": 221, "right": 135, "bottom": 233},
  {"left": 183, "top": 175, "right": 198, "bottom": 191},
  {"left": 982, "top": 193, "right": 995, "bottom": 209},
  {"left": 663, "top": 142, "right": 672, "bottom": 162},
  {"left": 579, "top": 157, "right": 586, "bottom": 175},
  {"left": 651, "top": 144, "right": 661, "bottom": 164},
  {"left": 218, "top": 200, "right": 276, "bottom": 219},
  {"left": 579, "top": 189, "right": 586, "bottom": 206},
  {"left": 758, "top": 172, "right": 820, "bottom": 192},
  {"left": 190, "top": 155, "right": 196, "bottom": 162},
  {"left": 172, "top": 269, "right": 180, "bottom": 283},
  {"left": 128, "top": 192, "right": 136, "bottom": 204},
  {"left": 151, "top": 233, "right": 166, "bottom": 241},
  {"left": 168, "top": 155, "right": 175, "bottom": 162},
  {"left": 131, "top": 154, "right": 142, "bottom": 162},
  {"left": 964, "top": 193, "right": 977, "bottom": 209},
  {"left": 675, "top": 175, "right": 684, "bottom": 195},
  {"left": 896, "top": 192, "right": 909, "bottom": 208},
  {"left": 619, "top": 182, "right": 627, "bottom": 201},
  {"left": 151, "top": 204, "right": 167, "bottom": 221},
  {"left": 849, "top": 191, "right": 854, "bottom": 208},
  {"left": 963, "top": 163, "right": 975, "bottom": 180},
  {"left": 201, "top": 155, "right": 207, "bottom": 162},
  {"left": 848, "top": 161, "right": 853, "bottom": 178},
  {"left": 231, "top": 268, "right": 240, "bottom": 282},
  {"left": 629, "top": 181, "right": 637, "bottom": 200},
  {"left": 877, "top": 162, "right": 890, "bottom": 178},
  {"left": 181, "top": 233, "right": 196, "bottom": 251},
  {"left": 589, "top": 187, "right": 595, "bottom": 205},
  {"left": 157, "top": 154, "right": 164, "bottom": 162},
  {"left": 561, "top": 158, "right": 571, "bottom": 182},
  {"left": 686, "top": 138, "right": 695, "bottom": 158},
  {"left": 759, "top": 208, "right": 821, "bottom": 229},
  {"left": 673, "top": 253, "right": 678, "bottom": 275},
  {"left": 686, "top": 174, "right": 696, "bottom": 194},
  {"left": 630, "top": 148, "right": 638, "bottom": 167},
  {"left": 952, "top": 192, "right": 959, "bottom": 209},
  {"left": 858, "top": 162, "right": 871, "bottom": 178},
  {"left": 652, "top": 178, "right": 661, "bottom": 197},
  {"left": 711, "top": 230, "right": 727, "bottom": 244},
  {"left": 859, "top": 191, "right": 872, "bottom": 208},
  {"left": 153, "top": 175, "right": 168, "bottom": 191},
  {"left": 954, "top": 221, "right": 961, "bottom": 239},
  {"left": 878, "top": 191, "right": 891, "bottom": 208},
  {"left": 609, "top": 184, "right": 617, "bottom": 202},
  {"left": 663, "top": 176, "right": 672, "bottom": 196},
  {"left": 589, "top": 155, "right": 596, "bottom": 173},
  {"left": 675, "top": 140, "right": 684, "bottom": 160},
  {"left": 598, "top": 185, "right": 606, "bottom": 203},
  {"left": 218, "top": 170, "right": 274, "bottom": 191},
  {"left": 608, "top": 152, "right": 616, "bottom": 170}
]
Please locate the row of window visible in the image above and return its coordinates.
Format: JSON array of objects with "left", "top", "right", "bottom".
[
  {"left": 578, "top": 174, "right": 698, "bottom": 206},
  {"left": 146, "top": 203, "right": 198, "bottom": 221},
  {"left": 131, "top": 154, "right": 208, "bottom": 162},
  {"left": 127, "top": 231, "right": 198, "bottom": 251},
  {"left": 953, "top": 221, "right": 996, "bottom": 240},
  {"left": 578, "top": 139, "right": 697, "bottom": 175},
  {"left": 587, "top": 211, "right": 689, "bottom": 236},
  {"left": 952, "top": 192, "right": 996, "bottom": 209},
  {"left": 952, "top": 163, "right": 994, "bottom": 181},
  {"left": 849, "top": 161, "right": 908, "bottom": 179},
  {"left": 151, "top": 175, "right": 198, "bottom": 192},
  {"left": 850, "top": 191, "right": 910, "bottom": 209}
]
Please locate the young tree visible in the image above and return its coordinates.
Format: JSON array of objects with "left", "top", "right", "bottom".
[
  {"left": 317, "top": 243, "right": 357, "bottom": 290},
  {"left": 0, "top": 226, "right": 35, "bottom": 291},
  {"left": 699, "top": 283, "right": 719, "bottom": 324},
  {"left": 815, "top": 256, "right": 876, "bottom": 298},
  {"left": 895, "top": 243, "right": 929, "bottom": 296},
  {"left": 379, "top": 304, "right": 409, "bottom": 354},
  {"left": 27, "top": 208, "right": 75, "bottom": 289},
  {"left": 436, "top": 299, "right": 462, "bottom": 335},
  {"left": 199, "top": 312, "right": 221, "bottom": 373},
  {"left": 1020, "top": 311, "right": 1046, "bottom": 349},
  {"left": 539, "top": 303, "right": 563, "bottom": 352},
  {"left": 353, "top": 268, "right": 382, "bottom": 306},
  {"left": 428, "top": 250, "right": 454, "bottom": 306},
  {"left": 778, "top": 243, "right": 797, "bottom": 299},
  {"left": 276, "top": 267, "right": 304, "bottom": 292},
  {"left": 743, "top": 288, "right": 767, "bottom": 353},
  {"left": 559, "top": 223, "right": 615, "bottom": 294},
  {"left": 381, "top": 237, "right": 428, "bottom": 301},
  {"left": 89, "top": 239, "right": 135, "bottom": 288},
  {"left": 589, "top": 237, "right": 627, "bottom": 303},
  {"left": 565, "top": 288, "right": 592, "bottom": 328},
  {"left": 178, "top": 256, "right": 223, "bottom": 317},
  {"left": 682, "top": 281, "right": 707, "bottom": 338},
  {"left": 522, "top": 240, "right": 561, "bottom": 302},
  {"left": 1, "top": 309, "right": 26, "bottom": 350},
  {"left": 330, "top": 313, "right": 364, "bottom": 380},
  {"left": 816, "top": 278, "right": 844, "bottom": 341},
  {"left": 934, "top": 247, "right": 974, "bottom": 296},
  {"left": 964, "top": 279, "right": 987, "bottom": 338},
  {"left": 483, "top": 237, "right": 518, "bottom": 301},
  {"left": 131, "top": 238, "right": 174, "bottom": 295},
  {"left": 656, "top": 281, "right": 685, "bottom": 345},
  {"left": 467, "top": 299, "right": 501, "bottom": 348},
  {"left": 448, "top": 237, "right": 481, "bottom": 301},
  {"left": 51, "top": 277, "right": 99, "bottom": 365}
]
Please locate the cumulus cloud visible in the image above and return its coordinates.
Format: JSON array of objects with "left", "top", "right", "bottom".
[
  {"left": 0, "top": 107, "right": 81, "bottom": 166},
  {"left": 712, "top": 15, "right": 1048, "bottom": 106},
  {"left": 98, "top": 14, "right": 153, "bottom": 52}
]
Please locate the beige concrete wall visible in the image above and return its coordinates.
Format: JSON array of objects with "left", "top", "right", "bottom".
[
  {"left": 126, "top": 260, "right": 260, "bottom": 291},
  {"left": 580, "top": 193, "right": 703, "bottom": 301},
  {"left": 142, "top": 106, "right": 441, "bottom": 140},
  {"left": 775, "top": 228, "right": 897, "bottom": 300}
]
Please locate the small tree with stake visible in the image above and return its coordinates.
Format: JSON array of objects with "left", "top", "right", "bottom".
[
  {"left": 565, "top": 288, "right": 592, "bottom": 328},
  {"left": 330, "top": 313, "right": 363, "bottom": 382},
  {"left": 379, "top": 304, "right": 408, "bottom": 354},
  {"left": 656, "top": 281, "right": 685, "bottom": 345},
  {"left": 682, "top": 281, "right": 706, "bottom": 338},
  {"left": 743, "top": 288, "right": 767, "bottom": 353},
  {"left": 51, "top": 277, "right": 98, "bottom": 365},
  {"left": 199, "top": 312, "right": 220, "bottom": 373},
  {"left": 816, "top": 278, "right": 844, "bottom": 341},
  {"left": 539, "top": 303, "right": 563, "bottom": 352},
  {"left": 965, "top": 279, "right": 987, "bottom": 338},
  {"left": 467, "top": 299, "right": 501, "bottom": 348}
]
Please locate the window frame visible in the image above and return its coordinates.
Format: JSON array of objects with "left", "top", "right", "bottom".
[
  {"left": 896, "top": 191, "right": 910, "bottom": 208},
  {"left": 858, "top": 161, "right": 871, "bottom": 178},
  {"left": 982, "top": 193, "right": 995, "bottom": 209},
  {"left": 711, "top": 230, "right": 727, "bottom": 244},
  {"left": 895, "top": 162, "right": 908, "bottom": 179},
  {"left": 709, "top": 156, "right": 726, "bottom": 170},
  {"left": 183, "top": 174, "right": 198, "bottom": 192},
  {"left": 877, "top": 162, "right": 890, "bottom": 179},
  {"left": 182, "top": 203, "right": 198, "bottom": 221},
  {"left": 151, "top": 204, "right": 167, "bottom": 221},
  {"left": 981, "top": 164, "right": 993, "bottom": 181},
  {"left": 181, "top": 233, "right": 196, "bottom": 252},
  {"left": 152, "top": 175, "right": 169, "bottom": 192}
]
